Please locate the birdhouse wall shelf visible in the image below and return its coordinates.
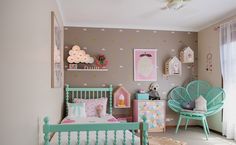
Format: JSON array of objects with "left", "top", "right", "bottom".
[
  {"left": 164, "top": 56, "right": 182, "bottom": 76},
  {"left": 113, "top": 86, "right": 131, "bottom": 108},
  {"left": 179, "top": 46, "right": 194, "bottom": 63}
]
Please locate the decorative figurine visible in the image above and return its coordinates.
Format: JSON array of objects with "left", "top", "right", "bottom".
[{"left": 118, "top": 94, "right": 125, "bottom": 107}]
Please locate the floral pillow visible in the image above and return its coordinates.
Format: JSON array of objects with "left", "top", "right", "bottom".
[
  {"left": 67, "top": 102, "right": 86, "bottom": 119},
  {"left": 74, "top": 98, "right": 107, "bottom": 117}
]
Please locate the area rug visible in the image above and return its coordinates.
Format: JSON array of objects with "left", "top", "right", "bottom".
[{"left": 148, "top": 136, "right": 187, "bottom": 145}]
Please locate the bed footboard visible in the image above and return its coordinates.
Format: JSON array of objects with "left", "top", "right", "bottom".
[{"left": 43, "top": 117, "right": 148, "bottom": 145}]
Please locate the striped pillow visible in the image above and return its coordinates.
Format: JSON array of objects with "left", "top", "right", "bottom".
[{"left": 67, "top": 102, "right": 86, "bottom": 119}]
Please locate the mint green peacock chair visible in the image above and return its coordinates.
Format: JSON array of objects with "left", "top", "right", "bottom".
[{"left": 168, "top": 80, "right": 225, "bottom": 139}]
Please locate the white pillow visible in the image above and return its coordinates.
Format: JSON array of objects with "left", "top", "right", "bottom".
[
  {"left": 67, "top": 102, "right": 86, "bottom": 119},
  {"left": 194, "top": 95, "right": 207, "bottom": 112}
]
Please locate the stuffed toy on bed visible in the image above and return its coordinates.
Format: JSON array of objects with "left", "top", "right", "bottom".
[
  {"left": 148, "top": 82, "right": 160, "bottom": 100},
  {"left": 96, "top": 104, "right": 104, "bottom": 117}
]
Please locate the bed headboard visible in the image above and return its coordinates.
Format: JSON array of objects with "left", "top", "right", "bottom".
[{"left": 65, "top": 84, "right": 113, "bottom": 115}]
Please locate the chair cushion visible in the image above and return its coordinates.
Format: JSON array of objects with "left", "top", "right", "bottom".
[
  {"left": 194, "top": 95, "right": 207, "bottom": 112},
  {"left": 181, "top": 109, "right": 206, "bottom": 117},
  {"left": 181, "top": 109, "right": 206, "bottom": 114}
]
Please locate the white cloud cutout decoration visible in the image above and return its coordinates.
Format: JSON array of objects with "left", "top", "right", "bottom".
[{"left": 67, "top": 45, "right": 94, "bottom": 64}]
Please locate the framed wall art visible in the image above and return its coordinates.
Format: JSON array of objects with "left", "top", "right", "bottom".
[
  {"left": 51, "top": 11, "right": 63, "bottom": 88},
  {"left": 134, "top": 49, "right": 157, "bottom": 81}
]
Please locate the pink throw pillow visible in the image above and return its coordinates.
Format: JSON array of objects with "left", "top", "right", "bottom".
[{"left": 74, "top": 98, "right": 107, "bottom": 117}]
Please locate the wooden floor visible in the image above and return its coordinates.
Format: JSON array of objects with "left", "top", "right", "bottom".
[{"left": 148, "top": 127, "right": 236, "bottom": 145}]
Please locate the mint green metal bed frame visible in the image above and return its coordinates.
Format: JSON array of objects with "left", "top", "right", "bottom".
[{"left": 44, "top": 85, "right": 148, "bottom": 145}]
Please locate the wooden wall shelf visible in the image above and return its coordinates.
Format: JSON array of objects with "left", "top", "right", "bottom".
[
  {"left": 114, "top": 106, "right": 130, "bottom": 109},
  {"left": 67, "top": 68, "right": 108, "bottom": 72}
]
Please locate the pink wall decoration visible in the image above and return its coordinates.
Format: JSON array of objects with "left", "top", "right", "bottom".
[{"left": 134, "top": 49, "right": 157, "bottom": 81}]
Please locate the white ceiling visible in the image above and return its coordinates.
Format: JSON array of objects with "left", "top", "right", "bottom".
[{"left": 58, "top": 0, "right": 236, "bottom": 32}]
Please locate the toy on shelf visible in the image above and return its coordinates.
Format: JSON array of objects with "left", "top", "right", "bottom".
[
  {"left": 135, "top": 89, "right": 149, "bottom": 100},
  {"left": 69, "top": 64, "right": 77, "bottom": 69},
  {"left": 164, "top": 56, "right": 182, "bottom": 76},
  {"left": 179, "top": 46, "right": 194, "bottom": 63},
  {"left": 138, "top": 89, "right": 146, "bottom": 93},
  {"left": 95, "top": 54, "right": 108, "bottom": 68},
  {"left": 118, "top": 94, "right": 125, "bottom": 107},
  {"left": 148, "top": 82, "right": 160, "bottom": 100},
  {"left": 136, "top": 93, "right": 149, "bottom": 100},
  {"left": 113, "top": 86, "right": 131, "bottom": 108}
]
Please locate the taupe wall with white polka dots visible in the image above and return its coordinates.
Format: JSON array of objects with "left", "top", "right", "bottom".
[{"left": 64, "top": 27, "right": 198, "bottom": 126}]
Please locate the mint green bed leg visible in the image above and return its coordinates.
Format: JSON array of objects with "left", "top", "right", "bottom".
[
  {"left": 43, "top": 117, "right": 50, "bottom": 145},
  {"left": 86, "top": 131, "right": 89, "bottom": 145},
  {"left": 109, "top": 85, "right": 113, "bottom": 114},
  {"left": 77, "top": 132, "right": 80, "bottom": 145},
  {"left": 58, "top": 132, "right": 61, "bottom": 145},
  {"left": 95, "top": 131, "right": 98, "bottom": 145},
  {"left": 132, "top": 130, "right": 135, "bottom": 145},
  {"left": 141, "top": 116, "right": 148, "bottom": 145},
  {"left": 176, "top": 115, "right": 182, "bottom": 133},
  {"left": 185, "top": 118, "right": 190, "bottom": 130},
  {"left": 143, "top": 128, "right": 148, "bottom": 145},
  {"left": 66, "top": 84, "right": 70, "bottom": 116},
  {"left": 105, "top": 130, "right": 108, "bottom": 145},
  {"left": 123, "top": 130, "right": 126, "bottom": 145},
  {"left": 113, "top": 130, "right": 117, "bottom": 145},
  {"left": 202, "top": 117, "right": 208, "bottom": 140},
  {"left": 68, "top": 132, "right": 71, "bottom": 145}
]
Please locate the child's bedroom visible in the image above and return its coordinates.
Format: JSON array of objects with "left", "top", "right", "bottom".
[{"left": 1, "top": 0, "right": 236, "bottom": 145}]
